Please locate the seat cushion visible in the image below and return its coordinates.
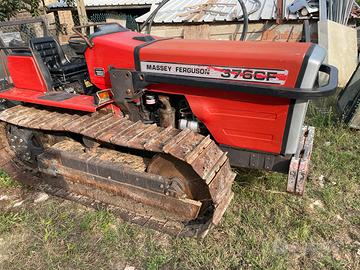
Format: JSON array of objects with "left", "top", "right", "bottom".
[
  {"left": 31, "top": 37, "right": 64, "bottom": 68},
  {"left": 49, "top": 58, "right": 87, "bottom": 75}
]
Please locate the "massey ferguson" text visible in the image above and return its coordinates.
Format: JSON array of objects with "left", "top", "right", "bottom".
[{"left": 141, "top": 61, "right": 288, "bottom": 85}]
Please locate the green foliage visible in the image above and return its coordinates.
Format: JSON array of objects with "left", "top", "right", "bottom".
[
  {"left": 0, "top": 0, "right": 42, "bottom": 21},
  {"left": 0, "top": 0, "right": 22, "bottom": 21},
  {"left": 0, "top": 170, "right": 19, "bottom": 188},
  {"left": 0, "top": 212, "right": 28, "bottom": 233}
]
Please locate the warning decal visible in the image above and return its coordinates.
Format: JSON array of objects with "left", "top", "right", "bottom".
[{"left": 140, "top": 61, "right": 289, "bottom": 85}]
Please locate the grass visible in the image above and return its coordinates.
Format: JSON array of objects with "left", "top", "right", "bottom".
[
  {"left": 0, "top": 100, "right": 359, "bottom": 270},
  {"left": 0, "top": 171, "right": 19, "bottom": 188}
]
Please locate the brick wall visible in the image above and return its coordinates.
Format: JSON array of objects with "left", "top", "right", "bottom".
[
  {"left": 58, "top": 10, "right": 75, "bottom": 43},
  {"left": 10, "top": 11, "right": 33, "bottom": 21}
]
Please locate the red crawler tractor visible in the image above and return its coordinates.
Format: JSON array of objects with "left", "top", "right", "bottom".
[{"left": 0, "top": 19, "right": 337, "bottom": 237}]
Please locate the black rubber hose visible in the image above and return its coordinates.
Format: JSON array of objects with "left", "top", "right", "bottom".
[
  {"left": 139, "top": 0, "right": 250, "bottom": 41},
  {"left": 139, "top": 0, "right": 171, "bottom": 33},
  {"left": 237, "top": 0, "right": 248, "bottom": 41}
]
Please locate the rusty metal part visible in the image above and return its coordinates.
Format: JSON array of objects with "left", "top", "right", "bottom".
[
  {"left": 158, "top": 96, "right": 176, "bottom": 128},
  {"left": 147, "top": 154, "right": 211, "bottom": 202},
  {"left": 0, "top": 105, "right": 236, "bottom": 237},
  {"left": 72, "top": 22, "right": 122, "bottom": 48},
  {"left": 109, "top": 69, "right": 141, "bottom": 121},
  {"left": 287, "top": 126, "right": 315, "bottom": 195},
  {"left": 6, "top": 125, "right": 45, "bottom": 165},
  {"left": 38, "top": 141, "right": 202, "bottom": 221}
]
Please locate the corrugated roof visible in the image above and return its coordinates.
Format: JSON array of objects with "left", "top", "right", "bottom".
[
  {"left": 136, "top": 0, "right": 277, "bottom": 23},
  {"left": 47, "top": 0, "right": 158, "bottom": 9},
  {"left": 47, "top": 0, "right": 323, "bottom": 21},
  {"left": 135, "top": 0, "right": 318, "bottom": 23},
  {"left": 85, "top": 0, "right": 158, "bottom": 6},
  {"left": 47, "top": 0, "right": 67, "bottom": 8}
]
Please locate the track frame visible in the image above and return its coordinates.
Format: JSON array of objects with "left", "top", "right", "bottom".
[{"left": 0, "top": 105, "right": 236, "bottom": 237}]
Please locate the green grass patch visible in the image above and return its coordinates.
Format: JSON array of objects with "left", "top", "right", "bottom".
[
  {"left": 0, "top": 170, "right": 19, "bottom": 188},
  {"left": 0, "top": 211, "right": 29, "bottom": 233}
]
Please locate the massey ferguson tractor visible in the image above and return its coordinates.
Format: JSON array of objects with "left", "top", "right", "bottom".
[{"left": 0, "top": 19, "right": 337, "bottom": 237}]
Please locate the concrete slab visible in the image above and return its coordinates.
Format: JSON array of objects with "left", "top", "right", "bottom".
[{"left": 318, "top": 20, "right": 358, "bottom": 87}]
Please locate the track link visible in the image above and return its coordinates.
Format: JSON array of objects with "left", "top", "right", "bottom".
[{"left": 0, "top": 105, "right": 236, "bottom": 237}]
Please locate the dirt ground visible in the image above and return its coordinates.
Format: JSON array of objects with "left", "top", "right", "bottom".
[{"left": 0, "top": 102, "right": 359, "bottom": 270}]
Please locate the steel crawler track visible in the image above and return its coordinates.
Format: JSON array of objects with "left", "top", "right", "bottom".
[{"left": 0, "top": 105, "right": 236, "bottom": 237}]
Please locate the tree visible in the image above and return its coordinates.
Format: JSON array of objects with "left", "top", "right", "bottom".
[{"left": 0, "top": 0, "right": 42, "bottom": 21}]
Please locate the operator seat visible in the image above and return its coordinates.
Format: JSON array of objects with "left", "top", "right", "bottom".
[{"left": 29, "top": 36, "right": 88, "bottom": 86}]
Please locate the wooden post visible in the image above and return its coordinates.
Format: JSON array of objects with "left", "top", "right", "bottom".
[
  {"left": 276, "top": 0, "right": 283, "bottom": 24},
  {"left": 41, "top": 0, "right": 47, "bottom": 16},
  {"left": 76, "top": 0, "right": 88, "bottom": 26}
]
